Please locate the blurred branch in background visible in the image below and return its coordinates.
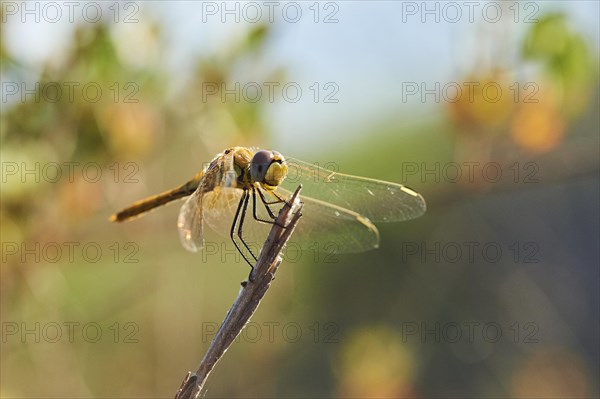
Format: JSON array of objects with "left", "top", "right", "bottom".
[
  {"left": 1, "top": 16, "right": 280, "bottom": 255},
  {"left": 175, "top": 24, "right": 285, "bottom": 151},
  {"left": 446, "top": 12, "right": 597, "bottom": 174}
]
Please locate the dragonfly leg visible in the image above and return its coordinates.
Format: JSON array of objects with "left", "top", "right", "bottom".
[
  {"left": 237, "top": 191, "right": 259, "bottom": 263},
  {"left": 230, "top": 190, "right": 257, "bottom": 278},
  {"left": 269, "top": 190, "right": 303, "bottom": 212},
  {"left": 252, "top": 188, "right": 285, "bottom": 228},
  {"left": 260, "top": 189, "right": 287, "bottom": 205},
  {"left": 258, "top": 188, "right": 291, "bottom": 222},
  {"left": 257, "top": 188, "right": 277, "bottom": 219}
]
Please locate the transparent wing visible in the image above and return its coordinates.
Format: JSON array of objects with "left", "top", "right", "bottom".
[
  {"left": 177, "top": 188, "right": 205, "bottom": 252},
  {"left": 201, "top": 187, "right": 272, "bottom": 259},
  {"left": 281, "top": 157, "right": 426, "bottom": 223},
  {"left": 201, "top": 186, "right": 380, "bottom": 254},
  {"left": 201, "top": 187, "right": 247, "bottom": 238},
  {"left": 177, "top": 153, "right": 423, "bottom": 255},
  {"left": 177, "top": 151, "right": 237, "bottom": 252},
  {"left": 275, "top": 187, "right": 380, "bottom": 253}
]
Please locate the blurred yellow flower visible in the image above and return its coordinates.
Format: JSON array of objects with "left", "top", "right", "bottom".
[
  {"left": 447, "top": 71, "right": 516, "bottom": 134},
  {"left": 510, "top": 99, "right": 565, "bottom": 154},
  {"left": 511, "top": 347, "right": 591, "bottom": 398},
  {"left": 99, "top": 103, "right": 163, "bottom": 158},
  {"left": 334, "top": 326, "right": 415, "bottom": 398}
]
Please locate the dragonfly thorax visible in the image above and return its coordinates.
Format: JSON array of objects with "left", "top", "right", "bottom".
[{"left": 249, "top": 150, "right": 288, "bottom": 190}]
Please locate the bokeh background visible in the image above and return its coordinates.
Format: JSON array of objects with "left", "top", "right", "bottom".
[{"left": 1, "top": 1, "right": 599, "bottom": 398}]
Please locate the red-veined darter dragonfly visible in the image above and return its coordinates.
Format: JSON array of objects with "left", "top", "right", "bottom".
[{"left": 110, "top": 147, "right": 426, "bottom": 268}]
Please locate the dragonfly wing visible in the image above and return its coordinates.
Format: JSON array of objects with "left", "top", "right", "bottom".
[
  {"left": 202, "top": 187, "right": 273, "bottom": 256},
  {"left": 274, "top": 187, "right": 380, "bottom": 254},
  {"left": 200, "top": 185, "right": 381, "bottom": 255},
  {"left": 282, "top": 157, "right": 426, "bottom": 223},
  {"left": 201, "top": 187, "right": 244, "bottom": 237},
  {"left": 177, "top": 150, "right": 240, "bottom": 253},
  {"left": 202, "top": 186, "right": 380, "bottom": 255},
  {"left": 177, "top": 187, "right": 205, "bottom": 252}
]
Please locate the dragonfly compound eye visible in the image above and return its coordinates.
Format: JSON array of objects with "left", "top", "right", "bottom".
[{"left": 250, "top": 150, "right": 287, "bottom": 188}]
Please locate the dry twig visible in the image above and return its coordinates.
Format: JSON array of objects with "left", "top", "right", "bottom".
[{"left": 174, "top": 185, "right": 303, "bottom": 399}]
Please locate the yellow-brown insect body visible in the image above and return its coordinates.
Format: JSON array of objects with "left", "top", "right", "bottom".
[
  {"left": 109, "top": 170, "right": 203, "bottom": 222},
  {"left": 110, "top": 147, "right": 289, "bottom": 223},
  {"left": 230, "top": 146, "right": 255, "bottom": 190},
  {"left": 247, "top": 149, "right": 288, "bottom": 191},
  {"left": 212, "top": 147, "right": 288, "bottom": 192},
  {"left": 111, "top": 145, "right": 427, "bottom": 263},
  {"left": 198, "top": 147, "right": 251, "bottom": 193}
]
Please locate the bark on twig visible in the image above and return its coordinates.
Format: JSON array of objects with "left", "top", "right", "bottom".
[{"left": 174, "top": 185, "right": 303, "bottom": 399}]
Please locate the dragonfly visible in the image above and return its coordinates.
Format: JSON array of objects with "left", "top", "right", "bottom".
[{"left": 110, "top": 147, "right": 426, "bottom": 269}]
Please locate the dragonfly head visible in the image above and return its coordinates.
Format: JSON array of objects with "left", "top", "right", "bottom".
[{"left": 250, "top": 150, "right": 288, "bottom": 190}]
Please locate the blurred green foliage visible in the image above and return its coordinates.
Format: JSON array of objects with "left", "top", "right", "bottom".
[{"left": 523, "top": 13, "right": 598, "bottom": 117}]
